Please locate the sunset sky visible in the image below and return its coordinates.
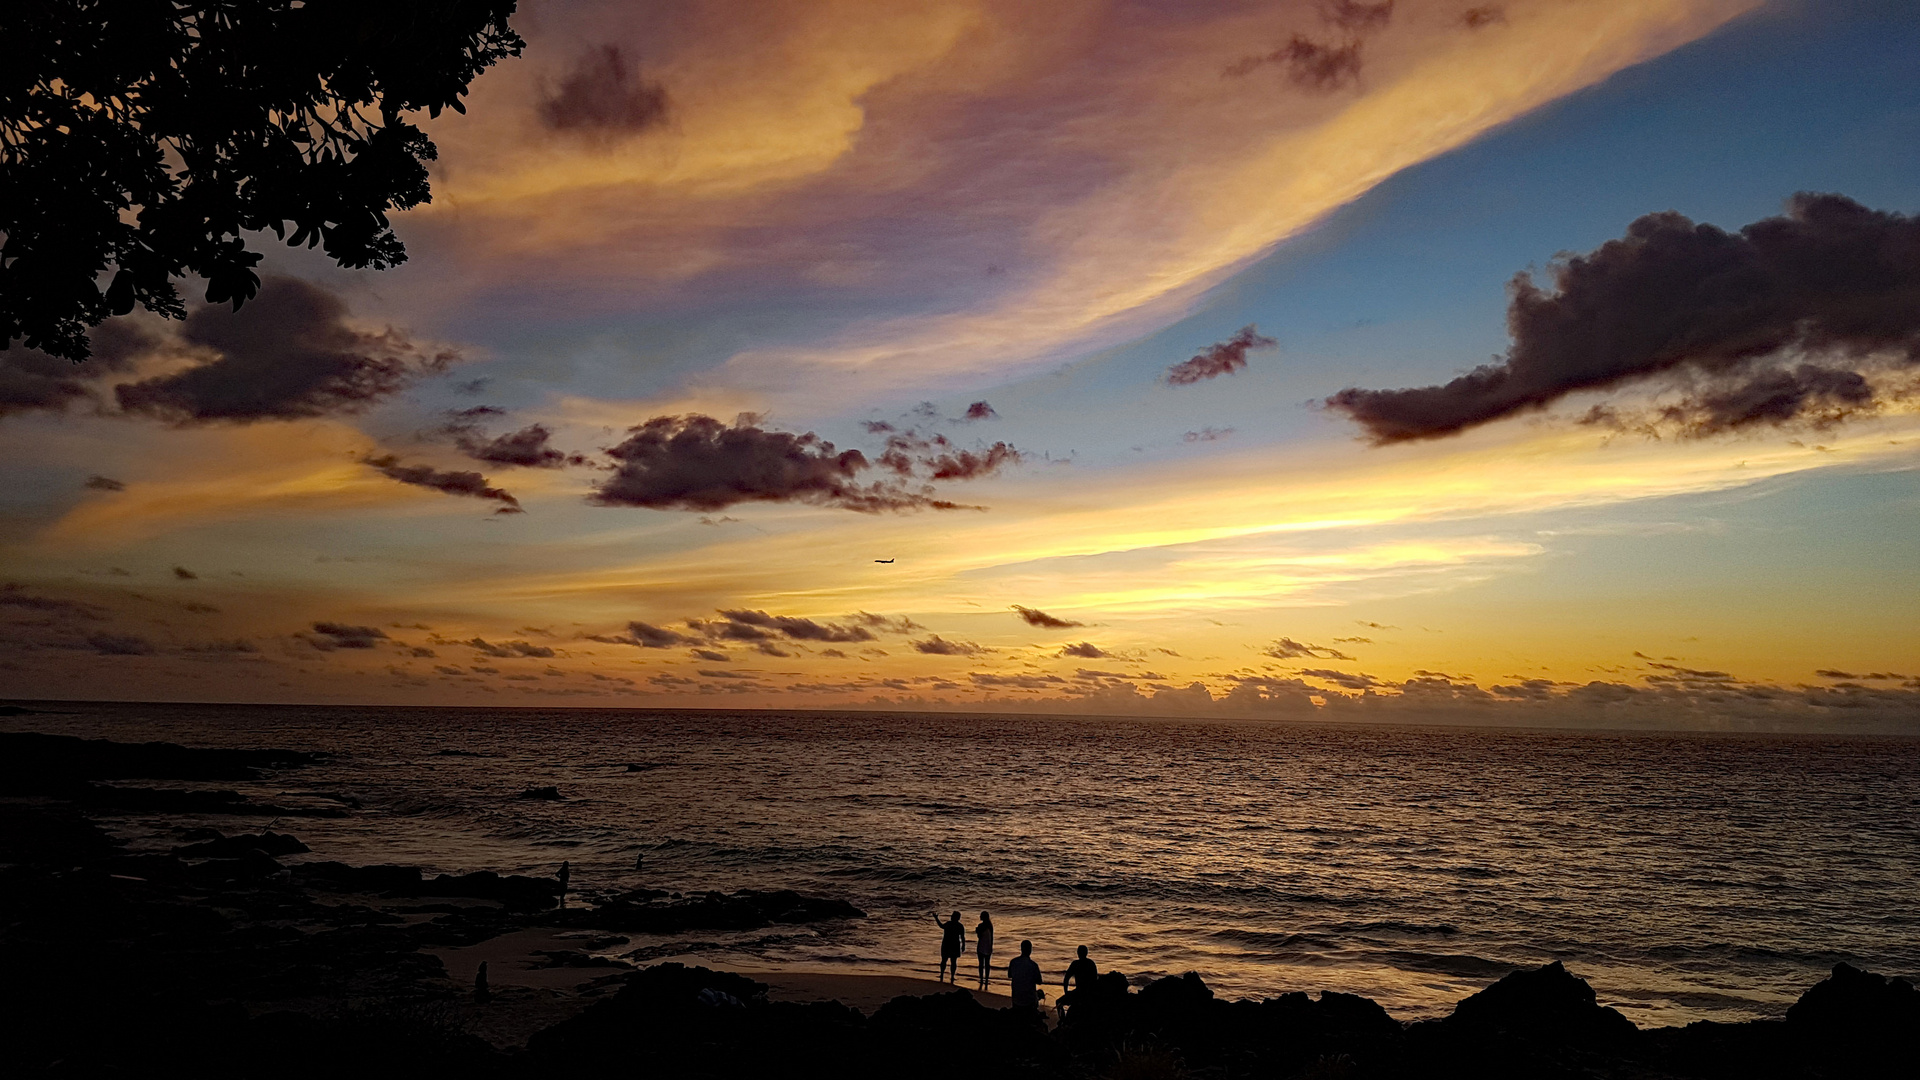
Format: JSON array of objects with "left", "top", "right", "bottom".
[{"left": 4, "top": 0, "right": 1916, "bottom": 727}]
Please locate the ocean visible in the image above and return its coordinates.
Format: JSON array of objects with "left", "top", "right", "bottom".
[{"left": 8, "top": 701, "right": 1917, "bottom": 1025}]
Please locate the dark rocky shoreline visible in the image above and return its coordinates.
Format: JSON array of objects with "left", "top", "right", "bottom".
[{"left": 2, "top": 731, "right": 1913, "bottom": 1077}]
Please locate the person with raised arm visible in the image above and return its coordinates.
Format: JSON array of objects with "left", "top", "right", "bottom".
[{"left": 932, "top": 910, "right": 966, "bottom": 983}]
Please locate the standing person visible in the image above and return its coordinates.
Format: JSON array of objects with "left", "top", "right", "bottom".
[
  {"left": 974, "top": 911, "right": 995, "bottom": 990},
  {"left": 557, "top": 860, "right": 571, "bottom": 909},
  {"left": 1058, "top": 945, "right": 1098, "bottom": 1021},
  {"left": 932, "top": 910, "right": 966, "bottom": 982},
  {"left": 1007, "top": 939, "right": 1043, "bottom": 1011}
]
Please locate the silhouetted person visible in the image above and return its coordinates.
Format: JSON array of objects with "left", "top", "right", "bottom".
[
  {"left": 557, "top": 860, "right": 571, "bottom": 908},
  {"left": 635, "top": 851, "right": 645, "bottom": 872},
  {"left": 1059, "top": 945, "right": 1098, "bottom": 1021},
  {"left": 933, "top": 910, "right": 966, "bottom": 982},
  {"left": 1008, "top": 939, "right": 1042, "bottom": 1010},
  {"left": 474, "top": 960, "right": 491, "bottom": 1004},
  {"left": 974, "top": 911, "right": 995, "bottom": 990}
]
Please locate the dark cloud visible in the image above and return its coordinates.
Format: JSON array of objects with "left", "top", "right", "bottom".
[
  {"left": 708, "top": 609, "right": 875, "bottom": 643},
  {"left": 1643, "top": 660, "right": 1735, "bottom": 682},
  {"left": 962, "top": 401, "right": 997, "bottom": 421},
  {"left": 468, "top": 638, "right": 556, "bottom": 659},
  {"left": 115, "top": 277, "right": 455, "bottom": 424},
  {"left": 592, "top": 414, "right": 968, "bottom": 513},
  {"left": 1324, "top": 0, "right": 1396, "bottom": 32},
  {"left": 364, "top": 455, "right": 523, "bottom": 514},
  {"left": 0, "top": 583, "right": 107, "bottom": 620},
  {"left": 1183, "top": 427, "right": 1234, "bottom": 442},
  {"left": 539, "top": 45, "right": 670, "bottom": 134},
  {"left": 1075, "top": 667, "right": 1165, "bottom": 681},
  {"left": 1633, "top": 364, "right": 1875, "bottom": 437},
  {"left": 1333, "top": 636, "right": 1372, "bottom": 644},
  {"left": 1816, "top": 669, "right": 1907, "bottom": 680},
  {"left": 972, "top": 672, "right": 1066, "bottom": 688},
  {"left": 307, "top": 622, "right": 388, "bottom": 650},
  {"left": 913, "top": 635, "right": 983, "bottom": 656},
  {"left": 184, "top": 638, "right": 257, "bottom": 654},
  {"left": 84, "top": 475, "right": 125, "bottom": 491},
  {"left": 1300, "top": 668, "right": 1380, "bottom": 689},
  {"left": 1165, "top": 325, "right": 1277, "bottom": 385},
  {"left": 875, "top": 429, "right": 1022, "bottom": 482},
  {"left": 0, "top": 321, "right": 149, "bottom": 419},
  {"left": 851, "top": 611, "right": 924, "bottom": 634},
  {"left": 1225, "top": 38, "right": 1364, "bottom": 90},
  {"left": 691, "top": 648, "right": 729, "bottom": 662},
  {"left": 1489, "top": 678, "right": 1561, "bottom": 700},
  {"left": 1012, "top": 605, "right": 1082, "bottom": 628},
  {"left": 1262, "top": 638, "right": 1357, "bottom": 661},
  {"left": 451, "top": 421, "right": 583, "bottom": 469},
  {"left": 1328, "top": 195, "right": 1920, "bottom": 442},
  {"left": 589, "top": 621, "right": 690, "bottom": 648},
  {"left": 2, "top": 349, "right": 103, "bottom": 417},
  {"left": 1462, "top": 5, "right": 1505, "bottom": 29},
  {"left": 172, "top": 566, "right": 197, "bottom": 580},
  {"left": 923, "top": 442, "right": 1020, "bottom": 480},
  {"left": 1060, "top": 641, "right": 1110, "bottom": 659},
  {"left": 88, "top": 632, "right": 155, "bottom": 656}
]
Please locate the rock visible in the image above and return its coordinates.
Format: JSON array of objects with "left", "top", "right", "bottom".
[
  {"left": 1786, "top": 962, "right": 1919, "bottom": 1035},
  {"left": 1445, "top": 961, "right": 1638, "bottom": 1049},
  {"left": 1138, "top": 971, "right": 1215, "bottom": 1013},
  {"left": 1784, "top": 963, "right": 1918, "bottom": 1070},
  {"left": 0, "top": 731, "right": 320, "bottom": 796},
  {"left": 0, "top": 803, "right": 121, "bottom": 864},
  {"left": 420, "top": 870, "right": 563, "bottom": 911},
  {"left": 296, "top": 861, "right": 426, "bottom": 894}
]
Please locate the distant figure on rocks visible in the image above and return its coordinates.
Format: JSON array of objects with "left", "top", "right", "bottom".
[
  {"left": 474, "top": 961, "right": 491, "bottom": 1004},
  {"left": 557, "top": 860, "right": 571, "bottom": 908},
  {"left": 933, "top": 909, "right": 967, "bottom": 982},
  {"left": 1008, "top": 939, "right": 1043, "bottom": 1010},
  {"left": 1059, "top": 945, "right": 1098, "bottom": 1021},
  {"left": 975, "top": 911, "right": 995, "bottom": 990},
  {"left": 635, "top": 851, "right": 645, "bottom": 872}
]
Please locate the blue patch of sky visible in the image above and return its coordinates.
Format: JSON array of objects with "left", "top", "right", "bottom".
[{"left": 986, "top": 0, "right": 1920, "bottom": 465}]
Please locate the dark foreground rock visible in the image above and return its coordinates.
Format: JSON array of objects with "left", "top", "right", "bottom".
[
  {"left": 0, "top": 730, "right": 322, "bottom": 790},
  {"left": 0, "top": 730, "right": 344, "bottom": 816},
  {"left": 526, "top": 963, "right": 1059, "bottom": 1078}
]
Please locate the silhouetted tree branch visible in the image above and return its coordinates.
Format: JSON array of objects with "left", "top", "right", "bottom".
[{"left": 1, "top": 1, "right": 523, "bottom": 361}]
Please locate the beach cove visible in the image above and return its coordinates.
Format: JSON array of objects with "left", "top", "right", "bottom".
[{"left": 4, "top": 713, "right": 1918, "bottom": 1076}]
